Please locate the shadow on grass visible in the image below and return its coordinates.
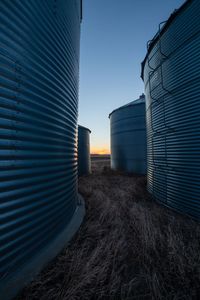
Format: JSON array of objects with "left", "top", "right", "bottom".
[{"left": 18, "top": 160, "right": 200, "bottom": 300}]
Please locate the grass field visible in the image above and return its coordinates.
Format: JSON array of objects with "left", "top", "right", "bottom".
[{"left": 18, "top": 158, "right": 200, "bottom": 300}]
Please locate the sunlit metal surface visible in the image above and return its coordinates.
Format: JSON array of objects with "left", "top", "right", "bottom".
[
  {"left": 78, "top": 125, "right": 91, "bottom": 176},
  {"left": 142, "top": 0, "right": 200, "bottom": 218},
  {"left": 109, "top": 95, "right": 147, "bottom": 174},
  {"left": 0, "top": 0, "right": 84, "bottom": 298}
]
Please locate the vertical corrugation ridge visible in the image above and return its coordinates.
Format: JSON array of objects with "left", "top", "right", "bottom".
[
  {"left": 78, "top": 125, "right": 91, "bottom": 176},
  {"left": 142, "top": 0, "right": 200, "bottom": 219},
  {"left": 110, "top": 98, "right": 147, "bottom": 174},
  {"left": 0, "top": 0, "right": 82, "bottom": 288}
]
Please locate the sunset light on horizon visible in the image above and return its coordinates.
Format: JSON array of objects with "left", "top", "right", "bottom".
[
  {"left": 90, "top": 146, "right": 110, "bottom": 155},
  {"left": 1, "top": 0, "right": 198, "bottom": 298},
  {"left": 78, "top": 0, "right": 184, "bottom": 154}
]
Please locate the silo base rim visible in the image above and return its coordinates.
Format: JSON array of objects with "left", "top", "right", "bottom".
[
  {"left": 148, "top": 191, "right": 198, "bottom": 221},
  {"left": 0, "top": 195, "right": 85, "bottom": 300}
]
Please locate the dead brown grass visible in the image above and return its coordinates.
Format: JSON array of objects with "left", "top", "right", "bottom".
[{"left": 18, "top": 159, "right": 200, "bottom": 300}]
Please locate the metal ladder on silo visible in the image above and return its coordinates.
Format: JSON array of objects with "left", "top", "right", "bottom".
[{"left": 147, "top": 21, "right": 175, "bottom": 200}]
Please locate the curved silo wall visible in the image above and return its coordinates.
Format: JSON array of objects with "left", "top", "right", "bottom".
[
  {"left": 110, "top": 96, "right": 147, "bottom": 174},
  {"left": 141, "top": 0, "right": 200, "bottom": 218},
  {"left": 0, "top": 1, "right": 84, "bottom": 299},
  {"left": 78, "top": 125, "right": 91, "bottom": 176}
]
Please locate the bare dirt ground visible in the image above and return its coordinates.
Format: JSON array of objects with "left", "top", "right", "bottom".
[{"left": 18, "top": 159, "right": 200, "bottom": 300}]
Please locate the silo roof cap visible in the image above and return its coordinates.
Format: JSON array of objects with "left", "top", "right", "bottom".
[
  {"left": 78, "top": 125, "right": 91, "bottom": 133},
  {"left": 141, "top": 0, "right": 192, "bottom": 80},
  {"left": 109, "top": 94, "right": 145, "bottom": 118}
]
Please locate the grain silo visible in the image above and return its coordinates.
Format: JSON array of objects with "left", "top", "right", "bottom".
[
  {"left": 109, "top": 95, "right": 147, "bottom": 174},
  {"left": 0, "top": 1, "right": 84, "bottom": 299},
  {"left": 141, "top": 0, "right": 200, "bottom": 218},
  {"left": 78, "top": 125, "right": 91, "bottom": 176}
]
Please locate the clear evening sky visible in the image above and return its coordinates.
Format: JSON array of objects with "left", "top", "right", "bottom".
[{"left": 78, "top": 0, "right": 185, "bottom": 154}]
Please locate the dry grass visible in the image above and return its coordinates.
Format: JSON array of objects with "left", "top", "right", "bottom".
[{"left": 18, "top": 159, "right": 200, "bottom": 300}]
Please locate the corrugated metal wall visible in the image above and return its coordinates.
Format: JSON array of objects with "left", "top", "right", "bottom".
[
  {"left": 109, "top": 95, "right": 147, "bottom": 174},
  {"left": 0, "top": 1, "right": 84, "bottom": 298},
  {"left": 78, "top": 125, "right": 91, "bottom": 176},
  {"left": 142, "top": 0, "right": 200, "bottom": 218}
]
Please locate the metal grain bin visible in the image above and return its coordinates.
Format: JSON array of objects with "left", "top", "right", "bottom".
[
  {"left": 141, "top": 0, "right": 200, "bottom": 218},
  {"left": 109, "top": 94, "right": 147, "bottom": 174},
  {"left": 0, "top": 1, "right": 84, "bottom": 299},
  {"left": 78, "top": 125, "right": 91, "bottom": 176}
]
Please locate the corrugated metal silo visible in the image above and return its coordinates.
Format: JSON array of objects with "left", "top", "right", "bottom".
[
  {"left": 109, "top": 95, "right": 147, "bottom": 174},
  {"left": 0, "top": 1, "right": 84, "bottom": 299},
  {"left": 141, "top": 0, "right": 200, "bottom": 218},
  {"left": 78, "top": 125, "right": 91, "bottom": 176}
]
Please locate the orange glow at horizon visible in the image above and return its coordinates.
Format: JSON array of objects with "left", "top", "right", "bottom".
[{"left": 90, "top": 146, "right": 110, "bottom": 155}]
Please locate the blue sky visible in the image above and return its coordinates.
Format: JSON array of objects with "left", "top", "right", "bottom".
[{"left": 78, "top": 0, "right": 185, "bottom": 153}]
